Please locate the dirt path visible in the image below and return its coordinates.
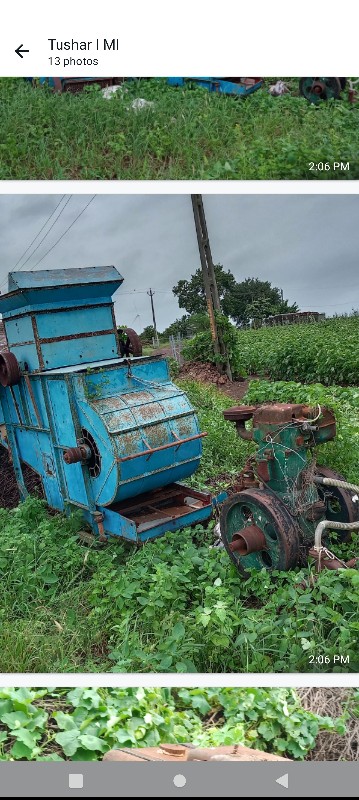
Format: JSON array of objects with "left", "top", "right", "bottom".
[
  {"left": 178, "top": 361, "right": 251, "bottom": 403},
  {"left": 220, "top": 378, "right": 250, "bottom": 403}
]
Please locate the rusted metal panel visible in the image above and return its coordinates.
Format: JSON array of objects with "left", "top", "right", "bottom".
[
  {"left": 39, "top": 328, "right": 115, "bottom": 345},
  {"left": 99, "top": 483, "right": 213, "bottom": 541},
  {"left": 120, "top": 390, "right": 154, "bottom": 406},
  {"left": 103, "top": 410, "right": 136, "bottom": 434},
  {"left": 0, "top": 322, "right": 7, "bottom": 350},
  {"left": 221, "top": 399, "right": 355, "bottom": 575},
  {"left": 30, "top": 77, "right": 127, "bottom": 93},
  {"left": 31, "top": 316, "right": 44, "bottom": 370},
  {"left": 118, "top": 432, "right": 207, "bottom": 462},
  {"left": 23, "top": 374, "right": 43, "bottom": 428},
  {"left": 103, "top": 743, "right": 289, "bottom": 762},
  {"left": 254, "top": 403, "right": 304, "bottom": 425},
  {"left": 223, "top": 405, "right": 256, "bottom": 422}
]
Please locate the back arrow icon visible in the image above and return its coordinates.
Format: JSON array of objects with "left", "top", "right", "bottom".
[
  {"left": 15, "top": 44, "right": 29, "bottom": 58},
  {"left": 276, "top": 773, "right": 289, "bottom": 789}
]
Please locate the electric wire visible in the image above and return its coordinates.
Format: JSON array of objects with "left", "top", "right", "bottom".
[
  {"left": 0, "top": 196, "right": 71, "bottom": 293},
  {"left": 31, "top": 196, "right": 96, "bottom": 269},
  {"left": 13, "top": 195, "right": 66, "bottom": 270},
  {"left": 13, "top": 196, "right": 72, "bottom": 272}
]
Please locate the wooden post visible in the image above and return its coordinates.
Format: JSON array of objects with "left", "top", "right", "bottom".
[{"left": 191, "top": 194, "right": 232, "bottom": 380}]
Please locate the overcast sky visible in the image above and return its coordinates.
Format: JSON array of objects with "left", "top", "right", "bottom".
[{"left": 0, "top": 194, "right": 358, "bottom": 331}]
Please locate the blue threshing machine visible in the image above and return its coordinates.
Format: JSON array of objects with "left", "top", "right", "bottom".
[
  {"left": 167, "top": 77, "right": 263, "bottom": 96},
  {"left": 27, "top": 77, "right": 355, "bottom": 102},
  {"left": 0, "top": 267, "right": 216, "bottom": 542},
  {"left": 27, "top": 76, "right": 264, "bottom": 96}
]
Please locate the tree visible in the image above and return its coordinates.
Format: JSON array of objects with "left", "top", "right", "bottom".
[
  {"left": 225, "top": 278, "right": 299, "bottom": 327},
  {"left": 161, "top": 315, "right": 192, "bottom": 340},
  {"left": 172, "top": 264, "right": 237, "bottom": 316},
  {"left": 173, "top": 268, "right": 298, "bottom": 328},
  {"left": 140, "top": 325, "right": 156, "bottom": 343}
]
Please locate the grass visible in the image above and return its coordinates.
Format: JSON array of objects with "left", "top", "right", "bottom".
[
  {"left": 0, "top": 379, "right": 358, "bottom": 674},
  {"left": 0, "top": 78, "right": 358, "bottom": 179}
]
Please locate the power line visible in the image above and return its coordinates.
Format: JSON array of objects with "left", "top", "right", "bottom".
[
  {"left": 0, "top": 196, "right": 72, "bottom": 294},
  {"left": 117, "top": 288, "right": 357, "bottom": 311},
  {"left": 31, "top": 196, "right": 96, "bottom": 269},
  {"left": 119, "top": 290, "right": 149, "bottom": 295},
  {"left": 18, "top": 196, "right": 72, "bottom": 272},
  {"left": 118, "top": 289, "right": 173, "bottom": 295},
  {"left": 13, "top": 195, "right": 66, "bottom": 270}
]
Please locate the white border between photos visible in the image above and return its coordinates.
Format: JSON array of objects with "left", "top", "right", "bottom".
[
  {"left": 2, "top": 180, "right": 359, "bottom": 195},
  {"left": 0, "top": 674, "right": 357, "bottom": 688}
]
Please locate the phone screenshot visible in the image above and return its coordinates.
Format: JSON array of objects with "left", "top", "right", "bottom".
[{"left": 0, "top": 3, "right": 357, "bottom": 796}]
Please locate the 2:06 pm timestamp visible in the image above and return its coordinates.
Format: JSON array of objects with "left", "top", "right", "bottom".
[
  {"left": 309, "top": 161, "right": 350, "bottom": 172},
  {"left": 309, "top": 654, "right": 349, "bottom": 665}
]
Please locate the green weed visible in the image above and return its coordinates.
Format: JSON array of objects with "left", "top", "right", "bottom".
[
  {"left": 0, "top": 504, "right": 358, "bottom": 673},
  {"left": 0, "top": 687, "right": 348, "bottom": 761},
  {"left": 0, "top": 78, "right": 358, "bottom": 179},
  {"left": 0, "top": 380, "right": 358, "bottom": 673}
]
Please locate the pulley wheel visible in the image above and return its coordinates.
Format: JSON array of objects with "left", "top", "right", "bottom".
[
  {"left": 220, "top": 488, "right": 300, "bottom": 577},
  {"left": 118, "top": 327, "right": 143, "bottom": 357},
  {"left": 0, "top": 351, "right": 21, "bottom": 387},
  {"left": 299, "top": 77, "right": 342, "bottom": 103},
  {"left": 315, "top": 466, "right": 359, "bottom": 543}
]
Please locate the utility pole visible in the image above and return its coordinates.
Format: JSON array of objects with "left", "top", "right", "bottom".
[
  {"left": 147, "top": 288, "right": 159, "bottom": 347},
  {"left": 191, "top": 194, "right": 232, "bottom": 380}
]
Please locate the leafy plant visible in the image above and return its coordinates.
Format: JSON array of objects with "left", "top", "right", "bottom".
[
  {"left": 0, "top": 687, "right": 347, "bottom": 761},
  {"left": 182, "top": 314, "right": 245, "bottom": 378},
  {"left": 237, "top": 316, "right": 359, "bottom": 386},
  {"left": 0, "top": 496, "right": 358, "bottom": 674}
]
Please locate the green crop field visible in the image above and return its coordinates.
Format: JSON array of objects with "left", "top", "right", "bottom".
[
  {"left": 0, "top": 378, "right": 358, "bottom": 675},
  {"left": 0, "top": 78, "right": 358, "bottom": 179},
  {"left": 237, "top": 316, "right": 359, "bottom": 385},
  {"left": 0, "top": 687, "right": 354, "bottom": 762}
]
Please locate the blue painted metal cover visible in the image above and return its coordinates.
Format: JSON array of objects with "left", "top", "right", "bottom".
[
  {"left": 1, "top": 267, "right": 123, "bottom": 312},
  {"left": 72, "top": 357, "right": 204, "bottom": 504},
  {"left": 0, "top": 267, "right": 123, "bottom": 371},
  {"left": 167, "top": 77, "right": 263, "bottom": 96},
  {"left": 7, "top": 267, "right": 123, "bottom": 291},
  {"left": 0, "top": 266, "right": 212, "bottom": 540}
]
